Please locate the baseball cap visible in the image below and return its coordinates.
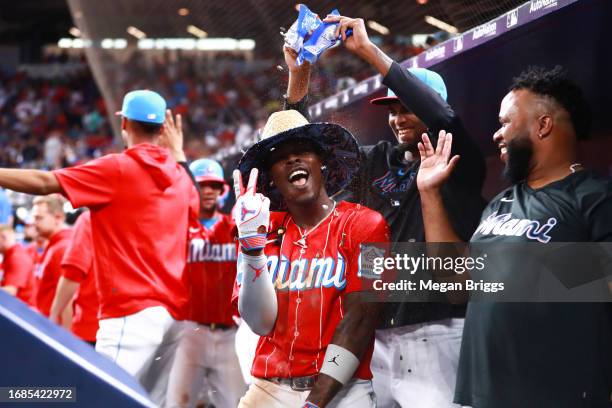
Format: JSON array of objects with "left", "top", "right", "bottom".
[
  {"left": 115, "top": 90, "right": 166, "bottom": 124},
  {"left": 370, "top": 67, "right": 448, "bottom": 105},
  {"left": 189, "top": 158, "right": 227, "bottom": 185}
]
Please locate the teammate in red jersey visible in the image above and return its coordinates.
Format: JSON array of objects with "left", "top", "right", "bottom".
[
  {"left": 166, "top": 158, "right": 247, "bottom": 408},
  {"left": 0, "top": 225, "right": 36, "bottom": 305},
  {"left": 0, "top": 90, "right": 199, "bottom": 406},
  {"left": 233, "top": 110, "right": 389, "bottom": 408},
  {"left": 50, "top": 210, "right": 100, "bottom": 345},
  {"left": 31, "top": 195, "right": 72, "bottom": 318}
]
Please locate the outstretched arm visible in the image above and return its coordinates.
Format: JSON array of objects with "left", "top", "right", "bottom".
[
  {"left": 306, "top": 293, "right": 382, "bottom": 407},
  {"left": 0, "top": 169, "right": 62, "bottom": 195}
]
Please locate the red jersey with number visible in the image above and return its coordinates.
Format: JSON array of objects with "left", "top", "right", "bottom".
[
  {"left": 233, "top": 201, "right": 389, "bottom": 379},
  {"left": 52, "top": 143, "right": 199, "bottom": 320},
  {"left": 61, "top": 211, "right": 99, "bottom": 342},
  {"left": 186, "top": 213, "right": 238, "bottom": 326},
  {"left": 36, "top": 229, "right": 72, "bottom": 316},
  {"left": 1, "top": 244, "right": 35, "bottom": 305}
]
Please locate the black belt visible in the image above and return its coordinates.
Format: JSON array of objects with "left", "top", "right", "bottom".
[
  {"left": 265, "top": 375, "right": 319, "bottom": 391},
  {"left": 201, "top": 323, "right": 233, "bottom": 331}
]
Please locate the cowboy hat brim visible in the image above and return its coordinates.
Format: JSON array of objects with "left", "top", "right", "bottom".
[{"left": 237, "top": 122, "right": 360, "bottom": 211}]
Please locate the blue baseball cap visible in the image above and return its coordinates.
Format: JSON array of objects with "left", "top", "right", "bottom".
[
  {"left": 115, "top": 90, "right": 166, "bottom": 124},
  {"left": 370, "top": 67, "right": 448, "bottom": 105},
  {"left": 190, "top": 158, "right": 229, "bottom": 202}
]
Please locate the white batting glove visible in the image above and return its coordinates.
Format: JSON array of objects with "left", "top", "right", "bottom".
[{"left": 232, "top": 168, "right": 270, "bottom": 252}]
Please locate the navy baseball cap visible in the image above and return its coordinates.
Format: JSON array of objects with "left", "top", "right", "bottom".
[
  {"left": 115, "top": 90, "right": 166, "bottom": 124},
  {"left": 370, "top": 67, "right": 448, "bottom": 105}
]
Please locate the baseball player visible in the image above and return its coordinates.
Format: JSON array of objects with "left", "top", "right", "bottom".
[
  {"left": 0, "top": 90, "right": 199, "bottom": 406},
  {"left": 31, "top": 195, "right": 72, "bottom": 318},
  {"left": 285, "top": 14, "right": 486, "bottom": 407},
  {"left": 50, "top": 210, "right": 100, "bottom": 346},
  {"left": 166, "top": 158, "right": 247, "bottom": 408},
  {"left": 233, "top": 109, "right": 389, "bottom": 408},
  {"left": 417, "top": 66, "right": 612, "bottom": 407},
  {"left": 0, "top": 225, "right": 35, "bottom": 305}
]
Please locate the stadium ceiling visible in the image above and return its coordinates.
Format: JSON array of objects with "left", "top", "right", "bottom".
[{"left": 1, "top": 0, "right": 525, "bottom": 49}]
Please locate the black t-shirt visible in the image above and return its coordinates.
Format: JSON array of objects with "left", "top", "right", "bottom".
[
  {"left": 341, "top": 62, "right": 487, "bottom": 327},
  {"left": 456, "top": 170, "right": 612, "bottom": 408}
]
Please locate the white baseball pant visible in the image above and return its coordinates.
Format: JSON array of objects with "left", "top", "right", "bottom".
[
  {"left": 234, "top": 321, "right": 260, "bottom": 385},
  {"left": 371, "top": 318, "right": 464, "bottom": 408},
  {"left": 238, "top": 378, "right": 376, "bottom": 408},
  {"left": 95, "top": 306, "right": 183, "bottom": 407},
  {"left": 166, "top": 322, "right": 247, "bottom": 408}
]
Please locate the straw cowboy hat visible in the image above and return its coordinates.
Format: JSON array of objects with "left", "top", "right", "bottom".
[{"left": 237, "top": 110, "right": 360, "bottom": 211}]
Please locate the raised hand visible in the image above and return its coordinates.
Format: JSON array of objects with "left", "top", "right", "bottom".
[
  {"left": 160, "top": 109, "right": 186, "bottom": 162},
  {"left": 232, "top": 168, "right": 271, "bottom": 253},
  {"left": 417, "top": 130, "right": 460, "bottom": 192},
  {"left": 322, "top": 14, "right": 373, "bottom": 59}
]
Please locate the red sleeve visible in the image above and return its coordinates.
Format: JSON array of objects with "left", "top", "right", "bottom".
[
  {"left": 52, "top": 154, "right": 120, "bottom": 208},
  {"left": 2, "top": 247, "right": 34, "bottom": 289},
  {"left": 344, "top": 208, "right": 390, "bottom": 294},
  {"left": 61, "top": 212, "right": 92, "bottom": 282}
]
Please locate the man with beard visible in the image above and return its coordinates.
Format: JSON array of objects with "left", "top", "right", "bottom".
[
  {"left": 416, "top": 66, "right": 612, "bottom": 407},
  {"left": 233, "top": 109, "right": 389, "bottom": 407},
  {"left": 285, "top": 14, "right": 486, "bottom": 407}
]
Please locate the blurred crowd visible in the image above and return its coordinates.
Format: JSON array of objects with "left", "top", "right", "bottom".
[{"left": 1, "top": 40, "right": 424, "bottom": 172}]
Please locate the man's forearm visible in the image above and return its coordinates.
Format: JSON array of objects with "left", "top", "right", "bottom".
[
  {"left": 49, "top": 276, "right": 79, "bottom": 324},
  {"left": 237, "top": 253, "right": 278, "bottom": 336},
  {"left": 306, "top": 296, "right": 382, "bottom": 407},
  {"left": 0, "top": 169, "right": 62, "bottom": 195},
  {"left": 287, "top": 66, "right": 311, "bottom": 104},
  {"left": 420, "top": 189, "right": 463, "bottom": 243},
  {"left": 355, "top": 42, "right": 393, "bottom": 78}
]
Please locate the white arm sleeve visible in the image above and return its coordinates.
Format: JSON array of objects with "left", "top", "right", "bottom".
[{"left": 237, "top": 253, "right": 278, "bottom": 336}]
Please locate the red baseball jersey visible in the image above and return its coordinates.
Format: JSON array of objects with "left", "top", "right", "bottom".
[
  {"left": 1, "top": 243, "right": 35, "bottom": 305},
  {"left": 233, "top": 201, "right": 389, "bottom": 380},
  {"left": 186, "top": 213, "right": 238, "bottom": 326},
  {"left": 36, "top": 229, "right": 72, "bottom": 316},
  {"left": 61, "top": 211, "right": 99, "bottom": 342},
  {"left": 52, "top": 143, "right": 199, "bottom": 320}
]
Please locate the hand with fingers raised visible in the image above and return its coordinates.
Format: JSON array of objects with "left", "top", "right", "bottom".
[
  {"left": 416, "top": 130, "right": 460, "bottom": 193},
  {"left": 232, "top": 168, "right": 271, "bottom": 254},
  {"left": 160, "top": 109, "right": 186, "bottom": 162}
]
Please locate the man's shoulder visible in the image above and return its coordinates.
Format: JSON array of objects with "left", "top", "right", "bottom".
[
  {"left": 361, "top": 140, "right": 394, "bottom": 157},
  {"left": 337, "top": 201, "right": 386, "bottom": 225}
]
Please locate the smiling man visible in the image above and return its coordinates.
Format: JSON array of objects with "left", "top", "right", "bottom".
[
  {"left": 284, "top": 13, "right": 486, "bottom": 407},
  {"left": 417, "top": 66, "right": 612, "bottom": 407},
  {"left": 232, "top": 110, "right": 389, "bottom": 408}
]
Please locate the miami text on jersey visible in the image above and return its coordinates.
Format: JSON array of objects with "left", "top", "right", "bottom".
[
  {"left": 268, "top": 255, "right": 347, "bottom": 291},
  {"left": 188, "top": 238, "right": 237, "bottom": 263},
  {"left": 372, "top": 170, "right": 414, "bottom": 195},
  {"left": 236, "top": 254, "right": 348, "bottom": 291},
  {"left": 475, "top": 211, "right": 557, "bottom": 243}
]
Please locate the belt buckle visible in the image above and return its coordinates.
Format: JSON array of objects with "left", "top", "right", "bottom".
[
  {"left": 210, "top": 323, "right": 217, "bottom": 331},
  {"left": 290, "top": 376, "right": 316, "bottom": 391}
]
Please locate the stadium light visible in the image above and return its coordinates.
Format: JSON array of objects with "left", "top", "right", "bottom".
[
  {"left": 69, "top": 27, "right": 82, "bottom": 37},
  {"left": 187, "top": 25, "right": 208, "bottom": 39},
  {"left": 367, "top": 20, "right": 390, "bottom": 35},
  {"left": 178, "top": 8, "right": 190, "bottom": 16},
  {"left": 136, "top": 38, "right": 255, "bottom": 51},
  {"left": 101, "top": 38, "right": 128, "bottom": 49},
  {"left": 127, "top": 26, "right": 147, "bottom": 39},
  {"left": 424, "top": 15, "right": 458, "bottom": 34}
]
